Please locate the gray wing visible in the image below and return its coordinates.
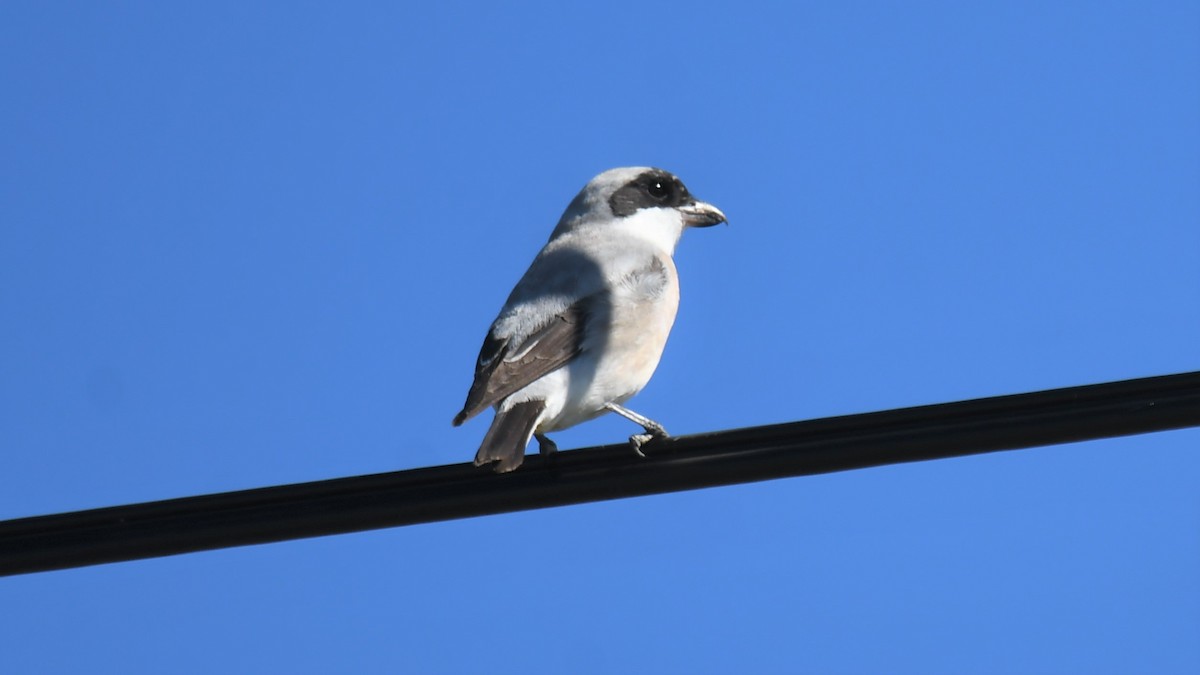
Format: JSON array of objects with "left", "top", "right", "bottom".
[{"left": 452, "top": 299, "right": 590, "bottom": 426}]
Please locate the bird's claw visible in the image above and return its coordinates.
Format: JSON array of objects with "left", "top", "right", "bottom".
[
  {"left": 629, "top": 433, "right": 651, "bottom": 457},
  {"left": 628, "top": 426, "right": 669, "bottom": 458}
]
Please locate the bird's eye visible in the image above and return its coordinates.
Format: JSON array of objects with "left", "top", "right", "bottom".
[{"left": 647, "top": 180, "right": 673, "bottom": 202}]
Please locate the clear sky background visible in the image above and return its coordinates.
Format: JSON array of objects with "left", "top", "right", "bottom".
[{"left": 2, "top": 2, "right": 1198, "bottom": 673}]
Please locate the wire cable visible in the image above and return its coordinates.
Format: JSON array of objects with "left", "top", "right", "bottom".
[{"left": 2, "top": 370, "right": 1198, "bottom": 577}]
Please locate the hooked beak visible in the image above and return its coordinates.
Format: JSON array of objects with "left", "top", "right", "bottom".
[{"left": 679, "top": 199, "right": 727, "bottom": 228}]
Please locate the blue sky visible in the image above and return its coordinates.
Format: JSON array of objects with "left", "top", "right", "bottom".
[{"left": 2, "top": 2, "right": 1198, "bottom": 673}]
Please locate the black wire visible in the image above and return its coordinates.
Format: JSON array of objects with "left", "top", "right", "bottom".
[{"left": 2, "top": 371, "right": 1198, "bottom": 577}]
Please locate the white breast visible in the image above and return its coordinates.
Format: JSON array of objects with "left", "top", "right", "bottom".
[{"left": 535, "top": 252, "right": 680, "bottom": 432}]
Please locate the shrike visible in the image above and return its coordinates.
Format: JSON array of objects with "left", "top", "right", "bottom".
[{"left": 453, "top": 167, "right": 726, "bottom": 472}]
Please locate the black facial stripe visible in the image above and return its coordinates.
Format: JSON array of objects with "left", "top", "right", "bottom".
[{"left": 608, "top": 169, "right": 692, "bottom": 217}]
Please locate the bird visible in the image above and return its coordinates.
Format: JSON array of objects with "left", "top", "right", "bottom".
[{"left": 452, "top": 166, "right": 726, "bottom": 472}]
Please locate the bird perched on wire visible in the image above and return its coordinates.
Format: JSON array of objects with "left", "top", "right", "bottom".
[{"left": 453, "top": 167, "right": 726, "bottom": 472}]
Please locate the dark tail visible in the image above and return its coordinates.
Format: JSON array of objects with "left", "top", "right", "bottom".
[{"left": 474, "top": 400, "right": 546, "bottom": 473}]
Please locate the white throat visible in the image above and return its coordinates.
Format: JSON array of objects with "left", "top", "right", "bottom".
[{"left": 602, "top": 208, "right": 686, "bottom": 255}]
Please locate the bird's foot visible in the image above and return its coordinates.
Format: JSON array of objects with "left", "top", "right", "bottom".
[
  {"left": 604, "top": 402, "right": 670, "bottom": 458},
  {"left": 628, "top": 424, "right": 669, "bottom": 458},
  {"left": 535, "top": 433, "right": 558, "bottom": 458},
  {"left": 628, "top": 433, "right": 652, "bottom": 457}
]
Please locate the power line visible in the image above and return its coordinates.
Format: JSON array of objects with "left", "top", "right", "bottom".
[{"left": 2, "top": 371, "right": 1198, "bottom": 577}]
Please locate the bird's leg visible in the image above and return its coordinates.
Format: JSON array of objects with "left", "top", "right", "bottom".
[
  {"left": 535, "top": 433, "right": 558, "bottom": 458},
  {"left": 603, "top": 403, "right": 669, "bottom": 457}
]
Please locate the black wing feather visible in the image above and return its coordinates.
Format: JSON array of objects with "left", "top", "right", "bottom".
[{"left": 452, "top": 301, "right": 588, "bottom": 426}]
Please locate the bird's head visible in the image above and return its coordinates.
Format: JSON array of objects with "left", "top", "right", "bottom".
[{"left": 551, "top": 167, "right": 726, "bottom": 251}]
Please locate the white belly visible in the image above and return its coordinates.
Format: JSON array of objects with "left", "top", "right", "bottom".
[{"left": 531, "top": 253, "right": 680, "bottom": 432}]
